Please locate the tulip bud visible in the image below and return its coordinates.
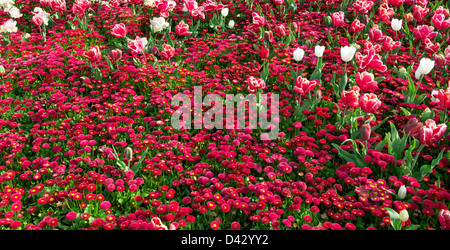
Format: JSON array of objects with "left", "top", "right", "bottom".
[
  {"left": 124, "top": 147, "right": 133, "bottom": 162},
  {"left": 439, "top": 209, "right": 450, "bottom": 230},
  {"left": 360, "top": 124, "right": 371, "bottom": 141},
  {"left": 403, "top": 117, "right": 423, "bottom": 138},
  {"left": 291, "top": 22, "right": 299, "bottom": 33},
  {"left": 228, "top": 20, "right": 235, "bottom": 29},
  {"left": 397, "top": 66, "right": 408, "bottom": 79},
  {"left": 398, "top": 185, "right": 406, "bottom": 199},
  {"left": 434, "top": 54, "right": 446, "bottom": 68},
  {"left": 264, "top": 31, "right": 274, "bottom": 44},
  {"left": 221, "top": 8, "right": 229, "bottom": 17},
  {"left": 399, "top": 209, "right": 409, "bottom": 222},
  {"left": 362, "top": 14, "right": 369, "bottom": 25},
  {"left": 323, "top": 15, "right": 332, "bottom": 27},
  {"left": 313, "top": 89, "right": 322, "bottom": 100},
  {"left": 293, "top": 47, "right": 305, "bottom": 61},
  {"left": 110, "top": 49, "right": 122, "bottom": 63}
]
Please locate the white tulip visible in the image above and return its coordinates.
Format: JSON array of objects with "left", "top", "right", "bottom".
[
  {"left": 399, "top": 209, "right": 409, "bottom": 222},
  {"left": 228, "top": 20, "right": 235, "bottom": 29},
  {"left": 7, "top": 6, "right": 22, "bottom": 19},
  {"left": 391, "top": 18, "right": 402, "bottom": 31},
  {"left": 293, "top": 47, "right": 305, "bottom": 61},
  {"left": 415, "top": 57, "right": 435, "bottom": 79},
  {"left": 340, "top": 46, "right": 356, "bottom": 62},
  {"left": 314, "top": 45, "right": 325, "bottom": 57},
  {"left": 150, "top": 17, "right": 169, "bottom": 32},
  {"left": 398, "top": 185, "right": 406, "bottom": 199},
  {"left": 221, "top": 7, "right": 229, "bottom": 17}
]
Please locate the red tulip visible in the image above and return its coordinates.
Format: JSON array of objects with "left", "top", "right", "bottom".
[
  {"left": 160, "top": 44, "right": 175, "bottom": 60},
  {"left": 272, "top": 0, "right": 284, "bottom": 6},
  {"left": 368, "top": 25, "right": 385, "bottom": 43},
  {"left": 127, "top": 36, "right": 147, "bottom": 55},
  {"left": 111, "top": 23, "right": 127, "bottom": 38},
  {"left": 50, "top": 0, "right": 67, "bottom": 13},
  {"left": 264, "top": 31, "right": 274, "bottom": 44},
  {"left": 275, "top": 24, "right": 286, "bottom": 37},
  {"left": 175, "top": 21, "right": 192, "bottom": 36},
  {"left": 381, "top": 36, "right": 401, "bottom": 52},
  {"left": 291, "top": 22, "right": 299, "bottom": 33},
  {"left": 247, "top": 76, "right": 265, "bottom": 93},
  {"left": 352, "top": 0, "right": 374, "bottom": 14},
  {"left": 432, "top": 13, "right": 450, "bottom": 30},
  {"left": 355, "top": 71, "right": 378, "bottom": 93},
  {"left": 436, "top": 86, "right": 450, "bottom": 109},
  {"left": 360, "top": 124, "right": 371, "bottom": 141},
  {"left": 248, "top": 12, "right": 266, "bottom": 29},
  {"left": 404, "top": 117, "right": 423, "bottom": 138},
  {"left": 434, "top": 6, "right": 450, "bottom": 18},
  {"left": 413, "top": 5, "right": 430, "bottom": 21},
  {"left": 331, "top": 11, "right": 345, "bottom": 27},
  {"left": 414, "top": 25, "right": 438, "bottom": 41},
  {"left": 359, "top": 93, "right": 382, "bottom": 113},
  {"left": 434, "top": 54, "right": 447, "bottom": 68},
  {"left": 293, "top": 77, "right": 318, "bottom": 96},
  {"left": 378, "top": 3, "right": 394, "bottom": 22},
  {"left": 109, "top": 0, "right": 120, "bottom": 8},
  {"left": 340, "top": 86, "right": 360, "bottom": 108},
  {"left": 418, "top": 119, "right": 447, "bottom": 146},
  {"left": 110, "top": 49, "right": 122, "bottom": 63},
  {"left": 349, "top": 19, "right": 365, "bottom": 33},
  {"left": 439, "top": 210, "right": 450, "bottom": 230},
  {"left": 32, "top": 15, "right": 43, "bottom": 27},
  {"left": 360, "top": 40, "right": 381, "bottom": 54},
  {"left": 388, "top": 0, "right": 404, "bottom": 7},
  {"left": 84, "top": 45, "right": 102, "bottom": 64},
  {"left": 424, "top": 38, "right": 440, "bottom": 54},
  {"left": 355, "top": 49, "right": 387, "bottom": 73}
]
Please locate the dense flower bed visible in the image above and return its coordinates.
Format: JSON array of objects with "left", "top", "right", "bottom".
[{"left": 0, "top": 0, "right": 450, "bottom": 230}]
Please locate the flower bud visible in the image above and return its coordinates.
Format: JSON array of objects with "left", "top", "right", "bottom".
[
  {"left": 313, "top": 89, "right": 322, "bottom": 100},
  {"left": 228, "top": 20, "right": 235, "bottom": 29},
  {"left": 221, "top": 8, "right": 229, "bottom": 17},
  {"left": 398, "top": 185, "right": 406, "bottom": 199},
  {"left": 360, "top": 124, "right": 371, "bottom": 141},
  {"left": 124, "top": 147, "right": 133, "bottom": 162},
  {"left": 323, "top": 15, "right": 332, "bottom": 27},
  {"left": 291, "top": 22, "right": 299, "bottom": 33},
  {"left": 399, "top": 209, "right": 409, "bottom": 222},
  {"left": 403, "top": 117, "right": 423, "bottom": 138},
  {"left": 110, "top": 49, "right": 122, "bottom": 63},
  {"left": 264, "top": 31, "right": 274, "bottom": 44},
  {"left": 397, "top": 66, "right": 408, "bottom": 79}
]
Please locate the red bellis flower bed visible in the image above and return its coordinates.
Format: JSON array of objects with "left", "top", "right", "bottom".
[{"left": 0, "top": 0, "right": 450, "bottom": 231}]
